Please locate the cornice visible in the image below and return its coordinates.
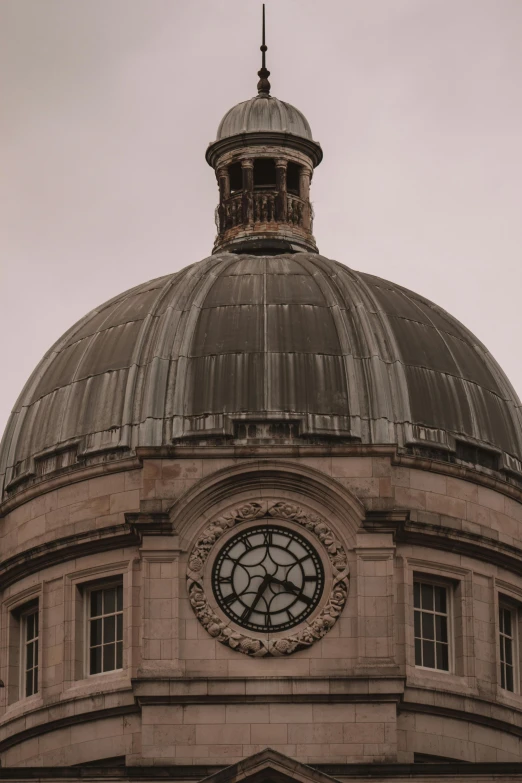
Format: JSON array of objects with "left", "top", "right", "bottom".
[
  {"left": 364, "top": 510, "right": 522, "bottom": 575},
  {"left": 132, "top": 675, "right": 405, "bottom": 705},
  {"left": 0, "top": 456, "right": 141, "bottom": 518},
  {"left": 2, "top": 444, "right": 521, "bottom": 527},
  {"left": 205, "top": 131, "right": 323, "bottom": 168},
  {"left": 0, "top": 511, "right": 175, "bottom": 588},
  {"left": 0, "top": 525, "right": 139, "bottom": 589}
]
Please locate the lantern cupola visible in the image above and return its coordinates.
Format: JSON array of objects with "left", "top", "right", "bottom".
[{"left": 205, "top": 6, "right": 322, "bottom": 254}]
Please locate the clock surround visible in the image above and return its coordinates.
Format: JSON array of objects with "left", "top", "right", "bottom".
[{"left": 186, "top": 500, "right": 350, "bottom": 657}]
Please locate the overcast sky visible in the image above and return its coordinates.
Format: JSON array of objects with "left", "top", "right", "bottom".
[{"left": 1, "top": 0, "right": 521, "bottom": 438}]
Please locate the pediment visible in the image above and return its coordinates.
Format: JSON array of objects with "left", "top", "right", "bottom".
[{"left": 198, "top": 748, "right": 340, "bottom": 783}]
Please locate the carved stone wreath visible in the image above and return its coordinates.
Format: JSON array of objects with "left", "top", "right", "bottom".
[{"left": 186, "top": 501, "right": 350, "bottom": 657}]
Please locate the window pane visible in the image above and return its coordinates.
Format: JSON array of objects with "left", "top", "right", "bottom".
[
  {"left": 435, "top": 614, "right": 448, "bottom": 643},
  {"left": 504, "top": 609, "right": 512, "bottom": 637},
  {"left": 90, "top": 645, "right": 102, "bottom": 675},
  {"left": 422, "top": 612, "right": 434, "bottom": 641},
  {"left": 506, "top": 665, "right": 514, "bottom": 692},
  {"left": 499, "top": 606, "right": 504, "bottom": 634},
  {"left": 505, "top": 638, "right": 513, "bottom": 666},
  {"left": 434, "top": 586, "right": 447, "bottom": 614},
  {"left": 91, "top": 590, "right": 103, "bottom": 618},
  {"left": 26, "top": 613, "right": 35, "bottom": 641},
  {"left": 103, "top": 644, "right": 115, "bottom": 672},
  {"left": 116, "top": 613, "right": 123, "bottom": 642},
  {"left": 414, "top": 610, "right": 421, "bottom": 638},
  {"left": 116, "top": 641, "right": 123, "bottom": 670},
  {"left": 104, "top": 588, "right": 116, "bottom": 615},
  {"left": 33, "top": 667, "right": 38, "bottom": 695},
  {"left": 104, "top": 615, "right": 115, "bottom": 644},
  {"left": 423, "top": 639, "right": 435, "bottom": 669},
  {"left": 90, "top": 618, "right": 102, "bottom": 647},
  {"left": 421, "top": 583, "right": 433, "bottom": 611},
  {"left": 501, "top": 665, "right": 506, "bottom": 689},
  {"left": 26, "top": 670, "right": 33, "bottom": 698},
  {"left": 116, "top": 585, "right": 123, "bottom": 612},
  {"left": 437, "top": 642, "right": 449, "bottom": 671},
  {"left": 415, "top": 638, "right": 422, "bottom": 666},
  {"left": 26, "top": 642, "right": 34, "bottom": 669},
  {"left": 414, "top": 582, "right": 420, "bottom": 609}
]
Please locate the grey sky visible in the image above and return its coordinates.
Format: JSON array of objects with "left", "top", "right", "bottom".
[{"left": 1, "top": 0, "right": 521, "bottom": 439}]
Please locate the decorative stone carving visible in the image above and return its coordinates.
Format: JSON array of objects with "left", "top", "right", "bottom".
[{"left": 187, "top": 501, "right": 350, "bottom": 656}]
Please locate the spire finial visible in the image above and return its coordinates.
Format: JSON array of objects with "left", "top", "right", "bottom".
[{"left": 257, "top": 4, "right": 271, "bottom": 97}]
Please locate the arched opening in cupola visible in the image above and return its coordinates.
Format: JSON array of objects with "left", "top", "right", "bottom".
[
  {"left": 229, "top": 162, "right": 243, "bottom": 194},
  {"left": 287, "top": 162, "right": 301, "bottom": 196}
]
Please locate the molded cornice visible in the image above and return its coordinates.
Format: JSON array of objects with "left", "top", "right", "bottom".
[
  {"left": 2, "top": 445, "right": 522, "bottom": 521},
  {"left": 364, "top": 510, "right": 522, "bottom": 574},
  {"left": 205, "top": 131, "right": 323, "bottom": 168}
]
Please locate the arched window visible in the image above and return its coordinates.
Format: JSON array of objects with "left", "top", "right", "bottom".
[{"left": 254, "top": 158, "right": 276, "bottom": 190}]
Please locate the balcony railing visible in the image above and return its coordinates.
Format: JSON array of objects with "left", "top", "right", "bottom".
[{"left": 218, "top": 191, "right": 307, "bottom": 234}]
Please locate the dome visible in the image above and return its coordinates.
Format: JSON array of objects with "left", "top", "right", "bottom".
[
  {"left": 1, "top": 252, "right": 521, "bottom": 497},
  {"left": 216, "top": 95, "right": 314, "bottom": 141}
]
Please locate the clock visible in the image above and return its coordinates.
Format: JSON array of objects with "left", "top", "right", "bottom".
[
  {"left": 211, "top": 524, "right": 324, "bottom": 632},
  {"left": 186, "top": 501, "right": 350, "bottom": 657}
]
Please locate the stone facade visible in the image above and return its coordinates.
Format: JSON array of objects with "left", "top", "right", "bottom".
[{"left": 0, "top": 447, "right": 522, "bottom": 774}]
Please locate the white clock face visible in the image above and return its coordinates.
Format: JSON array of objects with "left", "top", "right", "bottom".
[{"left": 211, "top": 524, "right": 324, "bottom": 632}]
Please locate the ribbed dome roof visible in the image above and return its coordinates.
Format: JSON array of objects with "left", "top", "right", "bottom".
[
  {"left": 1, "top": 253, "right": 522, "bottom": 498},
  {"left": 216, "top": 95, "right": 314, "bottom": 141}
]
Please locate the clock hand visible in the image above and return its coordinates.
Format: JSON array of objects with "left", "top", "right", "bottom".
[
  {"left": 268, "top": 576, "right": 313, "bottom": 605},
  {"left": 241, "top": 575, "right": 270, "bottom": 622}
]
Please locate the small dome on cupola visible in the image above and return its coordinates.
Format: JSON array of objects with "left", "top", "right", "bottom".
[{"left": 216, "top": 96, "right": 314, "bottom": 142}]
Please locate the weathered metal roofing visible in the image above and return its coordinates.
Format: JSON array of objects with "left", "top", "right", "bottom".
[
  {"left": 216, "top": 96, "right": 313, "bottom": 141},
  {"left": 1, "top": 252, "right": 522, "bottom": 497}
]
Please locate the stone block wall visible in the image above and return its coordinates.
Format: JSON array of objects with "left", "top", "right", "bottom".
[
  {"left": 0, "top": 450, "right": 521, "bottom": 766},
  {"left": 138, "top": 702, "right": 397, "bottom": 765}
]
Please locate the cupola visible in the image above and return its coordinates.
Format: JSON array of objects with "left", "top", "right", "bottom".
[{"left": 205, "top": 7, "right": 322, "bottom": 255}]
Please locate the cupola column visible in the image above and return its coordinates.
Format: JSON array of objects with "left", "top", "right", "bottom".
[
  {"left": 276, "top": 159, "right": 288, "bottom": 222},
  {"left": 299, "top": 165, "right": 312, "bottom": 231},
  {"left": 241, "top": 159, "right": 254, "bottom": 225},
  {"left": 217, "top": 167, "right": 230, "bottom": 235}
]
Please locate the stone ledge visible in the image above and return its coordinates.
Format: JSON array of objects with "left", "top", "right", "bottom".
[
  {"left": 0, "top": 761, "right": 521, "bottom": 780},
  {"left": 131, "top": 676, "right": 406, "bottom": 704},
  {"left": 401, "top": 697, "right": 522, "bottom": 737}
]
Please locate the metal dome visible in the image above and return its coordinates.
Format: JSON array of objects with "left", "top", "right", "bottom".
[
  {"left": 1, "top": 252, "right": 522, "bottom": 498},
  {"left": 216, "top": 95, "right": 314, "bottom": 141}
]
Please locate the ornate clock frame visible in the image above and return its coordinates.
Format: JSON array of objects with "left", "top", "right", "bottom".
[{"left": 186, "top": 500, "right": 350, "bottom": 657}]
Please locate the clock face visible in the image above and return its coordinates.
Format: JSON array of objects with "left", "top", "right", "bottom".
[{"left": 211, "top": 524, "right": 324, "bottom": 632}]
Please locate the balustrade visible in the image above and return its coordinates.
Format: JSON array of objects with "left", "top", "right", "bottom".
[{"left": 219, "top": 191, "right": 306, "bottom": 234}]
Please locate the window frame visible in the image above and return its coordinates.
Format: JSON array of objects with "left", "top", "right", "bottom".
[
  {"left": 83, "top": 579, "right": 124, "bottom": 679},
  {"left": 413, "top": 576, "right": 454, "bottom": 674},
  {"left": 19, "top": 601, "right": 39, "bottom": 700},
  {"left": 498, "top": 596, "right": 520, "bottom": 695}
]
